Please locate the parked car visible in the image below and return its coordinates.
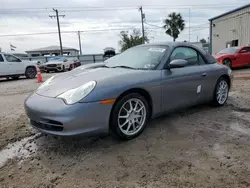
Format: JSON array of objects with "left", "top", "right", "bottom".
[
  {"left": 24, "top": 42, "right": 232, "bottom": 140},
  {"left": 0, "top": 52, "right": 37, "bottom": 80},
  {"left": 103, "top": 47, "right": 116, "bottom": 61},
  {"left": 68, "top": 57, "right": 81, "bottom": 69},
  {"left": 213, "top": 46, "right": 250, "bottom": 68},
  {"left": 44, "top": 57, "right": 80, "bottom": 73}
]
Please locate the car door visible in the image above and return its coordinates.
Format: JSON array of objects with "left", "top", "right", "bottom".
[
  {"left": 3, "top": 54, "right": 24, "bottom": 74},
  {"left": 0, "top": 54, "right": 8, "bottom": 75},
  {"left": 238, "top": 47, "right": 250, "bottom": 66},
  {"left": 196, "top": 53, "right": 216, "bottom": 103},
  {"left": 161, "top": 47, "right": 207, "bottom": 112}
]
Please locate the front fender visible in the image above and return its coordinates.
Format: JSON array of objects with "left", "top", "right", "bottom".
[{"left": 80, "top": 71, "right": 162, "bottom": 116}]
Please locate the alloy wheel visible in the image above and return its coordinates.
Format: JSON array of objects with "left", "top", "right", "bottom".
[
  {"left": 118, "top": 98, "right": 147, "bottom": 136},
  {"left": 26, "top": 67, "right": 36, "bottom": 78},
  {"left": 223, "top": 59, "right": 231, "bottom": 68},
  {"left": 216, "top": 80, "right": 228, "bottom": 105}
]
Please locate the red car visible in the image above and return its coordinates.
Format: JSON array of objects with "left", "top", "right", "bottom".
[{"left": 213, "top": 46, "right": 250, "bottom": 68}]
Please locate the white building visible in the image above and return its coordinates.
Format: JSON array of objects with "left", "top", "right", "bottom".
[
  {"left": 26, "top": 45, "right": 79, "bottom": 57},
  {"left": 209, "top": 4, "right": 250, "bottom": 54}
]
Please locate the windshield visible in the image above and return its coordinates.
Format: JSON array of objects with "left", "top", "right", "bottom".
[
  {"left": 48, "top": 57, "right": 66, "bottom": 62},
  {"left": 105, "top": 46, "right": 168, "bottom": 69},
  {"left": 218, "top": 47, "right": 240, "bottom": 54}
]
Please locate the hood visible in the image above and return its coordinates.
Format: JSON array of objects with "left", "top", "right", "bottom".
[
  {"left": 36, "top": 63, "right": 146, "bottom": 98},
  {"left": 213, "top": 53, "right": 235, "bottom": 60},
  {"left": 45, "top": 61, "right": 63, "bottom": 65}
]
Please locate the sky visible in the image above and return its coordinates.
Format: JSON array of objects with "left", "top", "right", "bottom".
[{"left": 0, "top": 0, "right": 249, "bottom": 54}]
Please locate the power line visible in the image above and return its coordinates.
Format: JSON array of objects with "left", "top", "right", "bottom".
[
  {"left": 0, "top": 27, "right": 139, "bottom": 37},
  {"left": 0, "top": 3, "right": 245, "bottom": 14},
  {"left": 0, "top": 23, "right": 209, "bottom": 37},
  {"left": 144, "top": 22, "right": 209, "bottom": 29},
  {"left": 0, "top": 25, "right": 209, "bottom": 38},
  {"left": 0, "top": 3, "right": 242, "bottom": 10}
]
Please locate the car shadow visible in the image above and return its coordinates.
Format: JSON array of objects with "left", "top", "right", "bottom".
[
  {"left": 0, "top": 77, "right": 27, "bottom": 83},
  {"left": 32, "top": 103, "right": 217, "bottom": 157},
  {"left": 232, "top": 66, "right": 250, "bottom": 71}
]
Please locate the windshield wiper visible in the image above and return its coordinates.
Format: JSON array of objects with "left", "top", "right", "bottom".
[{"left": 111, "top": 65, "right": 135, "bottom": 69}]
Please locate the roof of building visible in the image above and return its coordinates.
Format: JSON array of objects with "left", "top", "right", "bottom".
[
  {"left": 26, "top": 45, "right": 79, "bottom": 52},
  {"left": 209, "top": 3, "right": 250, "bottom": 21}
]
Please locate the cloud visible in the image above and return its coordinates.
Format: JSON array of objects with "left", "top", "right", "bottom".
[{"left": 0, "top": 0, "right": 249, "bottom": 53}]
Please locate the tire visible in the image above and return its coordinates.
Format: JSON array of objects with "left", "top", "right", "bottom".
[
  {"left": 212, "top": 77, "right": 229, "bottom": 106},
  {"left": 62, "top": 65, "right": 65, "bottom": 72},
  {"left": 110, "top": 93, "right": 150, "bottom": 140},
  {"left": 25, "top": 67, "right": 37, "bottom": 79},
  {"left": 223, "top": 59, "right": 232, "bottom": 68},
  {"left": 69, "top": 65, "right": 72, "bottom": 71},
  {"left": 11, "top": 76, "right": 20, "bottom": 80}
]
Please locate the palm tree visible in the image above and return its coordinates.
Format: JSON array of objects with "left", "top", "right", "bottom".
[
  {"left": 119, "top": 29, "right": 149, "bottom": 52},
  {"left": 163, "top": 12, "right": 185, "bottom": 41}
]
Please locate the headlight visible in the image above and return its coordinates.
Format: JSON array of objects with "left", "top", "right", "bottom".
[
  {"left": 37, "top": 76, "right": 54, "bottom": 90},
  {"left": 57, "top": 81, "right": 96, "bottom": 105}
]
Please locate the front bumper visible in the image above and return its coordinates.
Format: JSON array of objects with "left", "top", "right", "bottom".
[
  {"left": 24, "top": 93, "right": 113, "bottom": 136},
  {"left": 45, "top": 66, "right": 63, "bottom": 72}
]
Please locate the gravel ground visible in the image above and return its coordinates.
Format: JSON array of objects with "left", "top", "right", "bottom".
[{"left": 0, "top": 69, "right": 250, "bottom": 188}]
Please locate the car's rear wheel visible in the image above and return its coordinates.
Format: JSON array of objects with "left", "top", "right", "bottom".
[
  {"left": 213, "top": 77, "right": 229, "bottom": 106},
  {"left": 223, "top": 59, "right": 232, "bottom": 68},
  {"left": 110, "top": 93, "right": 149, "bottom": 140},
  {"left": 11, "top": 76, "right": 20, "bottom": 80},
  {"left": 25, "top": 67, "right": 37, "bottom": 79}
]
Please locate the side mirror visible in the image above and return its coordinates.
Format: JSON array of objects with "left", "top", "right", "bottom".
[
  {"left": 168, "top": 59, "right": 188, "bottom": 69},
  {"left": 240, "top": 49, "right": 247, "bottom": 53}
]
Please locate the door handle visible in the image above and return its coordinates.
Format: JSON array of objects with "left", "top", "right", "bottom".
[{"left": 202, "top": 73, "right": 207, "bottom": 77}]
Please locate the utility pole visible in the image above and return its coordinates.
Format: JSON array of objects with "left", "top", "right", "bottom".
[
  {"left": 139, "top": 6, "right": 145, "bottom": 44},
  {"left": 77, "top": 31, "right": 82, "bottom": 55},
  {"left": 49, "top": 9, "right": 65, "bottom": 56},
  {"left": 189, "top": 8, "right": 191, "bottom": 42}
]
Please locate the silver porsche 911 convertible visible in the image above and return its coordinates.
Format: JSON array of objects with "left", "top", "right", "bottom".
[{"left": 24, "top": 42, "right": 233, "bottom": 140}]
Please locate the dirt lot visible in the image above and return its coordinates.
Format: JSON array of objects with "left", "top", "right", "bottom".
[{"left": 0, "top": 69, "right": 250, "bottom": 188}]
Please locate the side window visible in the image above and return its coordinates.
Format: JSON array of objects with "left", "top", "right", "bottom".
[
  {"left": 198, "top": 54, "right": 207, "bottom": 65},
  {"left": 242, "top": 47, "right": 250, "bottom": 52},
  {"left": 170, "top": 47, "right": 198, "bottom": 66},
  {"left": 0, "top": 55, "right": 4, "bottom": 62},
  {"left": 4, "top": 54, "right": 21, "bottom": 62}
]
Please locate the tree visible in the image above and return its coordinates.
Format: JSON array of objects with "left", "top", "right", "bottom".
[
  {"left": 200, "top": 38, "right": 207, "bottom": 44},
  {"left": 119, "top": 29, "right": 149, "bottom": 52},
  {"left": 163, "top": 12, "right": 185, "bottom": 42}
]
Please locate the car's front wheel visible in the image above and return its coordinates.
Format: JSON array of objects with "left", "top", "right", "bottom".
[
  {"left": 223, "top": 59, "right": 232, "bottom": 68},
  {"left": 110, "top": 93, "right": 150, "bottom": 140},
  {"left": 25, "top": 67, "right": 37, "bottom": 79},
  {"left": 213, "top": 77, "right": 229, "bottom": 106}
]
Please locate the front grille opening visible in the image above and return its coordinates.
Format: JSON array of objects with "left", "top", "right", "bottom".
[
  {"left": 47, "top": 64, "right": 57, "bottom": 67},
  {"left": 31, "top": 120, "right": 63, "bottom": 132},
  {"left": 44, "top": 119, "right": 63, "bottom": 126}
]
